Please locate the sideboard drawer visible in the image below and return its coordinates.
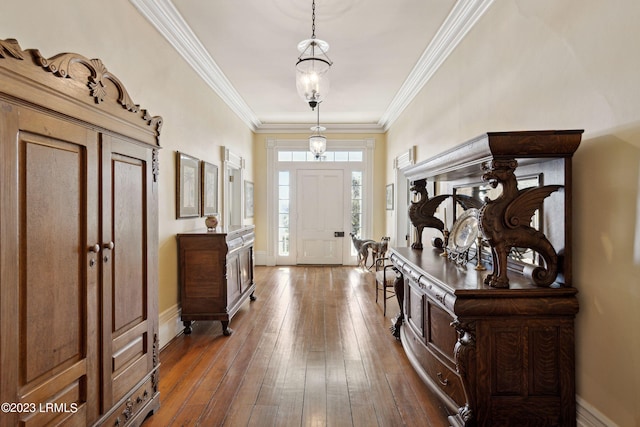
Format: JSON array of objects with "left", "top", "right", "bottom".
[{"left": 402, "top": 321, "right": 465, "bottom": 407}]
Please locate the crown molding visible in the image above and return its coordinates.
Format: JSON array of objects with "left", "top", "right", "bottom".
[
  {"left": 130, "top": 0, "right": 494, "bottom": 134},
  {"left": 129, "top": 0, "right": 261, "bottom": 131},
  {"left": 378, "top": 0, "right": 495, "bottom": 131},
  {"left": 255, "top": 122, "right": 385, "bottom": 134}
]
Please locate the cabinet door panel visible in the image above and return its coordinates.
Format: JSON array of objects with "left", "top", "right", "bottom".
[
  {"left": 226, "top": 254, "right": 241, "bottom": 306},
  {"left": 239, "top": 248, "right": 253, "bottom": 293},
  {"left": 181, "top": 246, "right": 226, "bottom": 312},
  {"left": 0, "top": 105, "right": 100, "bottom": 425},
  {"left": 427, "top": 301, "right": 457, "bottom": 361},
  {"left": 101, "top": 135, "right": 156, "bottom": 405},
  {"left": 112, "top": 155, "right": 145, "bottom": 331},
  {"left": 406, "top": 281, "right": 424, "bottom": 337}
]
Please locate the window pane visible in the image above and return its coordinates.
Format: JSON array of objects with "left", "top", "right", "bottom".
[
  {"left": 278, "top": 151, "right": 292, "bottom": 162},
  {"left": 352, "top": 172, "right": 362, "bottom": 188},
  {"left": 278, "top": 214, "right": 289, "bottom": 228},
  {"left": 279, "top": 200, "right": 289, "bottom": 214},
  {"left": 334, "top": 151, "right": 349, "bottom": 162},
  {"left": 279, "top": 171, "right": 289, "bottom": 185},
  {"left": 349, "top": 151, "right": 363, "bottom": 162},
  {"left": 278, "top": 228, "right": 289, "bottom": 256},
  {"left": 351, "top": 186, "right": 360, "bottom": 200},
  {"left": 352, "top": 199, "right": 362, "bottom": 213},
  {"left": 279, "top": 186, "right": 289, "bottom": 199},
  {"left": 292, "top": 151, "right": 307, "bottom": 162}
]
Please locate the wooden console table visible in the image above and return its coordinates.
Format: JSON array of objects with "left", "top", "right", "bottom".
[{"left": 177, "top": 226, "right": 256, "bottom": 336}]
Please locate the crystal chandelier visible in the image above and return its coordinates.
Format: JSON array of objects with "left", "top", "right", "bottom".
[
  {"left": 296, "top": 0, "right": 332, "bottom": 110},
  {"left": 309, "top": 103, "right": 327, "bottom": 159}
]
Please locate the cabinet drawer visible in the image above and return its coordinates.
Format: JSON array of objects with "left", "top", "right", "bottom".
[{"left": 403, "top": 324, "right": 465, "bottom": 407}]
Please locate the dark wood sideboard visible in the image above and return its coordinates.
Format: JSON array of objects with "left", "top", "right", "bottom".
[
  {"left": 177, "top": 226, "right": 256, "bottom": 336},
  {"left": 391, "top": 130, "right": 582, "bottom": 427}
]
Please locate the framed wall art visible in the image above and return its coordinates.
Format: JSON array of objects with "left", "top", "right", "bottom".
[
  {"left": 201, "top": 160, "right": 219, "bottom": 216},
  {"left": 176, "top": 151, "right": 201, "bottom": 218}
]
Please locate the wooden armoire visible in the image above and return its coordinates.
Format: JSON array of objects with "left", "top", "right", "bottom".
[{"left": 0, "top": 39, "right": 161, "bottom": 426}]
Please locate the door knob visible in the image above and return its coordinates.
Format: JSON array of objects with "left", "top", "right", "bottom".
[
  {"left": 103, "top": 241, "right": 115, "bottom": 250},
  {"left": 88, "top": 244, "right": 100, "bottom": 268}
]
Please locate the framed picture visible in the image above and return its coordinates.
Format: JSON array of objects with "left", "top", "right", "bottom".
[
  {"left": 176, "top": 151, "right": 201, "bottom": 218},
  {"left": 244, "top": 180, "right": 254, "bottom": 218},
  {"left": 386, "top": 183, "right": 394, "bottom": 210},
  {"left": 201, "top": 161, "right": 218, "bottom": 216}
]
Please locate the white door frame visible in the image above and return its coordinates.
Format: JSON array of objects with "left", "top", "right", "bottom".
[
  {"left": 264, "top": 138, "right": 375, "bottom": 266},
  {"left": 221, "top": 146, "right": 245, "bottom": 228}
]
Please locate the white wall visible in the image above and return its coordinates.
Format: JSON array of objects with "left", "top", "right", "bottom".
[{"left": 387, "top": 1, "right": 640, "bottom": 425}]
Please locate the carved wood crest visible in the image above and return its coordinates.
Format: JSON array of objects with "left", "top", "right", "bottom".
[{"left": 0, "top": 38, "right": 162, "bottom": 137}]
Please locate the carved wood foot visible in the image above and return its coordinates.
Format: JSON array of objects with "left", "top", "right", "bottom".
[
  {"left": 390, "top": 312, "right": 403, "bottom": 340},
  {"left": 250, "top": 292, "right": 257, "bottom": 301},
  {"left": 183, "top": 321, "right": 192, "bottom": 335},
  {"left": 486, "top": 274, "right": 509, "bottom": 288},
  {"left": 222, "top": 321, "right": 233, "bottom": 336}
]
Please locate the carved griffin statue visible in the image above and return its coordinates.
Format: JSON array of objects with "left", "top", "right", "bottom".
[
  {"left": 478, "top": 159, "right": 562, "bottom": 288},
  {"left": 408, "top": 179, "right": 450, "bottom": 249}
]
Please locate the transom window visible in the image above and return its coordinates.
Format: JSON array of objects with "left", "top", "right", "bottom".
[{"left": 277, "top": 150, "right": 363, "bottom": 162}]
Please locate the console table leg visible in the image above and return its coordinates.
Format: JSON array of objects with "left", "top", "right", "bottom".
[
  {"left": 390, "top": 272, "right": 404, "bottom": 340},
  {"left": 183, "top": 321, "right": 192, "bottom": 335},
  {"left": 250, "top": 292, "right": 257, "bottom": 301},
  {"left": 222, "top": 321, "right": 233, "bottom": 336}
]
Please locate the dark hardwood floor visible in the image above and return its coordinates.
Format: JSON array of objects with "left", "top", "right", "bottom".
[{"left": 143, "top": 266, "right": 450, "bottom": 427}]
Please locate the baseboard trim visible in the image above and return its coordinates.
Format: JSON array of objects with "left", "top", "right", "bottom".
[
  {"left": 255, "top": 250, "right": 272, "bottom": 266},
  {"left": 158, "top": 303, "right": 183, "bottom": 349},
  {"left": 577, "top": 395, "right": 619, "bottom": 427}
]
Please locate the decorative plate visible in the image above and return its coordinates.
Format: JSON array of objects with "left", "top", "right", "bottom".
[{"left": 448, "top": 208, "right": 479, "bottom": 254}]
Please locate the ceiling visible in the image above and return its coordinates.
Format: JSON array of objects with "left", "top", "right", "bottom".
[{"left": 130, "top": 0, "right": 494, "bottom": 133}]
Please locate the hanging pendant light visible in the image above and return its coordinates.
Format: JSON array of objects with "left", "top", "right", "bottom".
[
  {"left": 296, "top": 0, "right": 333, "bottom": 110},
  {"left": 309, "top": 103, "right": 327, "bottom": 159}
]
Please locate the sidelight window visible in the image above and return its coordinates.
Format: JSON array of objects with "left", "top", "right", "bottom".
[{"left": 278, "top": 171, "right": 290, "bottom": 256}]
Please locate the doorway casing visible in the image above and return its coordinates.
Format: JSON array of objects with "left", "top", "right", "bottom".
[
  {"left": 264, "top": 138, "right": 375, "bottom": 266},
  {"left": 222, "top": 146, "right": 245, "bottom": 228}
]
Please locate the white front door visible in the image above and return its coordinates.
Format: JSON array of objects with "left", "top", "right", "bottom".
[{"left": 296, "top": 169, "right": 344, "bottom": 264}]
